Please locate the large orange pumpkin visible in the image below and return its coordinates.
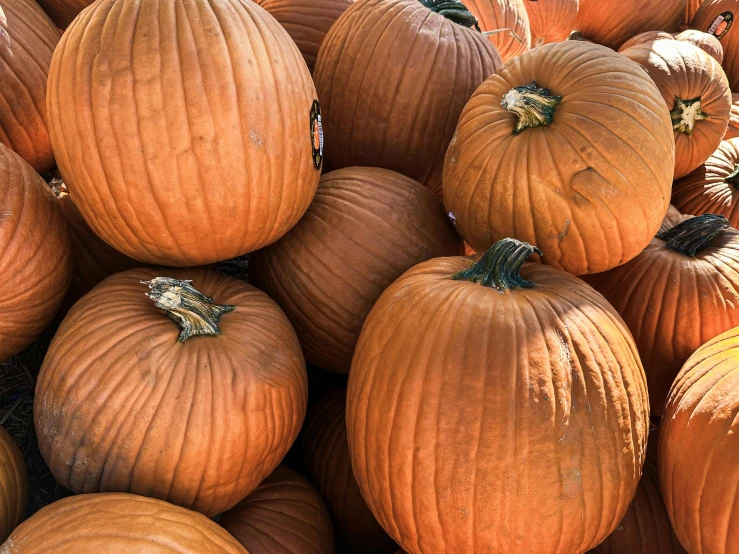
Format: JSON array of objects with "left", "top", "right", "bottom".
[
  {"left": 0, "top": 428, "right": 26, "bottom": 544},
  {"left": 465, "top": 0, "right": 532, "bottom": 61},
  {"left": 618, "top": 31, "right": 675, "bottom": 52},
  {"left": 300, "top": 390, "right": 397, "bottom": 554},
  {"left": 34, "top": 0, "right": 91, "bottom": 28},
  {"left": 35, "top": 268, "right": 308, "bottom": 516},
  {"left": 0, "top": 493, "right": 248, "bottom": 553},
  {"left": 726, "top": 93, "right": 739, "bottom": 139},
  {"left": 620, "top": 39, "right": 731, "bottom": 179},
  {"left": 0, "top": 144, "right": 73, "bottom": 362},
  {"left": 47, "top": 0, "right": 320, "bottom": 267},
  {"left": 524, "top": 0, "right": 578, "bottom": 45},
  {"left": 659, "top": 327, "right": 739, "bottom": 553},
  {"left": 313, "top": 0, "right": 502, "bottom": 199},
  {"left": 250, "top": 167, "right": 463, "bottom": 374},
  {"left": 443, "top": 41, "right": 675, "bottom": 275},
  {"left": 0, "top": 0, "right": 59, "bottom": 173},
  {"left": 676, "top": 29, "right": 724, "bottom": 62},
  {"left": 347, "top": 238, "right": 650, "bottom": 554},
  {"left": 691, "top": 0, "right": 739, "bottom": 91},
  {"left": 585, "top": 213, "right": 739, "bottom": 416}
]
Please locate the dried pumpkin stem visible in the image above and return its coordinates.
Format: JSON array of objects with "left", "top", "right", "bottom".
[
  {"left": 502, "top": 82, "right": 563, "bottom": 134},
  {"left": 670, "top": 96, "right": 709, "bottom": 135},
  {"left": 726, "top": 163, "right": 739, "bottom": 186},
  {"left": 656, "top": 214, "right": 729, "bottom": 256},
  {"left": 143, "top": 277, "right": 235, "bottom": 343},
  {"left": 452, "top": 238, "right": 542, "bottom": 292},
  {"left": 419, "top": 0, "right": 480, "bottom": 31}
]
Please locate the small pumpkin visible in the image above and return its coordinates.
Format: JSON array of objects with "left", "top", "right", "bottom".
[
  {"left": 0, "top": 427, "right": 26, "bottom": 544},
  {"left": 620, "top": 39, "right": 731, "bottom": 179},
  {"left": 617, "top": 31, "right": 675, "bottom": 52},
  {"left": 220, "top": 465, "right": 335, "bottom": 554},
  {"left": 524, "top": 0, "right": 578, "bottom": 46},
  {"left": 659, "top": 326, "right": 739, "bottom": 554},
  {"left": 676, "top": 29, "right": 724, "bottom": 62},
  {"left": 465, "top": 0, "right": 532, "bottom": 61},
  {"left": 0, "top": 493, "right": 248, "bottom": 553},
  {"left": 585, "top": 213, "right": 739, "bottom": 416},
  {"left": 725, "top": 93, "right": 739, "bottom": 139},
  {"left": 347, "top": 238, "right": 649, "bottom": 554},
  {"left": 250, "top": 167, "right": 463, "bottom": 374},
  {"left": 0, "top": 144, "right": 73, "bottom": 362},
  {"left": 34, "top": 0, "right": 91, "bottom": 28},
  {"left": 313, "top": 0, "right": 502, "bottom": 199},
  {"left": 35, "top": 268, "right": 308, "bottom": 516},
  {"left": 443, "top": 41, "right": 675, "bottom": 275},
  {"left": 691, "top": 0, "right": 739, "bottom": 91}
]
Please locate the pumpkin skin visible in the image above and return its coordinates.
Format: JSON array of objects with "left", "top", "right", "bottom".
[
  {"left": 313, "top": 0, "right": 502, "bottom": 199},
  {"left": 524, "top": 0, "right": 578, "bottom": 46},
  {"left": 346, "top": 239, "right": 650, "bottom": 554},
  {"left": 443, "top": 41, "right": 675, "bottom": 275},
  {"left": 0, "top": 427, "right": 26, "bottom": 544},
  {"left": 618, "top": 31, "right": 675, "bottom": 52},
  {"left": 691, "top": 0, "right": 739, "bottom": 91},
  {"left": 465, "top": 0, "right": 532, "bottom": 61},
  {"left": 0, "top": 493, "right": 248, "bottom": 553},
  {"left": 676, "top": 29, "right": 724, "bottom": 62},
  {"left": 683, "top": 0, "right": 705, "bottom": 28},
  {"left": 726, "top": 93, "right": 739, "bottom": 139},
  {"left": 220, "top": 466, "right": 335, "bottom": 554},
  {"left": 35, "top": 268, "right": 308, "bottom": 517},
  {"left": 47, "top": 0, "right": 320, "bottom": 267},
  {"left": 34, "top": 0, "right": 91, "bottom": 28},
  {"left": 0, "top": 0, "right": 58, "bottom": 173},
  {"left": 620, "top": 39, "right": 731, "bottom": 179},
  {"left": 250, "top": 167, "right": 463, "bottom": 374},
  {"left": 659, "top": 327, "right": 739, "bottom": 554},
  {"left": 0, "top": 144, "right": 73, "bottom": 362},
  {"left": 300, "top": 390, "right": 397, "bottom": 554}
]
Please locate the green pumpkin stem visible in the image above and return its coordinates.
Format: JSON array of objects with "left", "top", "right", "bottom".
[
  {"left": 453, "top": 238, "right": 542, "bottom": 292},
  {"left": 144, "top": 277, "right": 235, "bottom": 343},
  {"left": 419, "top": 0, "right": 480, "bottom": 31},
  {"left": 656, "top": 214, "right": 729, "bottom": 256},
  {"left": 726, "top": 164, "right": 739, "bottom": 186},
  {"left": 670, "top": 96, "right": 709, "bottom": 135},
  {"left": 502, "top": 82, "right": 563, "bottom": 134}
]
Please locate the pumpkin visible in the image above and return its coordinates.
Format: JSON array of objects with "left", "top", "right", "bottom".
[
  {"left": 0, "top": 428, "right": 26, "bottom": 544},
  {"left": 676, "top": 29, "right": 724, "bottom": 62},
  {"left": 620, "top": 39, "right": 731, "bottom": 179},
  {"left": 659, "top": 326, "right": 739, "bottom": 554},
  {"left": 220, "top": 465, "right": 335, "bottom": 554},
  {"left": 617, "top": 31, "right": 675, "bottom": 52},
  {"left": 0, "top": 493, "right": 248, "bottom": 553},
  {"left": 0, "top": 0, "right": 59, "bottom": 173},
  {"left": 0, "top": 144, "right": 73, "bottom": 362},
  {"left": 347, "top": 238, "right": 650, "bottom": 554},
  {"left": 465, "top": 0, "right": 532, "bottom": 61},
  {"left": 683, "top": 0, "right": 705, "bottom": 28},
  {"left": 300, "top": 390, "right": 397, "bottom": 554},
  {"left": 313, "top": 0, "right": 502, "bottom": 199},
  {"left": 691, "top": 0, "right": 739, "bottom": 91},
  {"left": 47, "top": 0, "right": 320, "bottom": 267},
  {"left": 250, "top": 167, "right": 463, "bottom": 374},
  {"left": 524, "top": 0, "right": 578, "bottom": 46},
  {"left": 34, "top": 0, "right": 91, "bottom": 28},
  {"left": 576, "top": 0, "right": 684, "bottom": 49},
  {"left": 585, "top": 213, "right": 739, "bottom": 416},
  {"left": 254, "top": 0, "right": 352, "bottom": 73},
  {"left": 443, "top": 41, "right": 675, "bottom": 275},
  {"left": 726, "top": 93, "right": 739, "bottom": 139},
  {"left": 34, "top": 268, "right": 308, "bottom": 516}
]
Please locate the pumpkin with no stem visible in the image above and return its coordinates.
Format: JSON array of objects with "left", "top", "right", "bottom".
[
  {"left": 0, "top": 493, "right": 248, "bottom": 553},
  {"left": 465, "top": 0, "right": 532, "bottom": 61},
  {"left": 676, "top": 29, "right": 724, "bottom": 62},
  {"left": 585, "top": 213, "right": 739, "bottom": 416},
  {"left": 34, "top": 0, "right": 91, "bottom": 28},
  {"left": 443, "top": 41, "right": 674, "bottom": 275},
  {"left": 683, "top": 0, "right": 705, "bottom": 28},
  {"left": 47, "top": 0, "right": 320, "bottom": 267},
  {"left": 220, "top": 466, "right": 335, "bottom": 554},
  {"left": 0, "top": 0, "right": 58, "bottom": 173},
  {"left": 300, "top": 390, "right": 397, "bottom": 554},
  {"left": 618, "top": 31, "right": 675, "bottom": 52},
  {"left": 250, "top": 167, "right": 463, "bottom": 374},
  {"left": 524, "top": 0, "right": 578, "bottom": 46},
  {"left": 576, "top": 0, "right": 684, "bottom": 49},
  {"left": 347, "top": 238, "right": 650, "bottom": 554},
  {"left": 691, "top": 0, "right": 739, "bottom": 90},
  {"left": 313, "top": 0, "right": 502, "bottom": 199},
  {"left": 620, "top": 39, "right": 731, "bottom": 179},
  {"left": 659, "top": 327, "right": 739, "bottom": 554},
  {"left": 725, "top": 93, "right": 739, "bottom": 139},
  {"left": 35, "top": 268, "right": 307, "bottom": 516},
  {"left": 0, "top": 144, "right": 73, "bottom": 362},
  {"left": 0, "top": 428, "right": 26, "bottom": 544}
]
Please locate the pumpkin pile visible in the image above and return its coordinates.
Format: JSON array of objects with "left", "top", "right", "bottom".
[{"left": 1, "top": 0, "right": 739, "bottom": 552}]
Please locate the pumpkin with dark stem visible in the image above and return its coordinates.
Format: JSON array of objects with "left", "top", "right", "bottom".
[
  {"left": 676, "top": 29, "right": 724, "bottom": 62},
  {"left": 524, "top": 0, "right": 578, "bottom": 46},
  {"left": 464, "top": 0, "right": 532, "bottom": 62},
  {"left": 0, "top": 427, "right": 26, "bottom": 544},
  {"left": 691, "top": 0, "right": 739, "bottom": 91}
]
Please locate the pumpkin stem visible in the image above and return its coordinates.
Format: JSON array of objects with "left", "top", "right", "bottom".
[
  {"left": 143, "top": 277, "right": 235, "bottom": 343},
  {"left": 725, "top": 163, "right": 739, "bottom": 186},
  {"left": 670, "top": 96, "right": 709, "bottom": 135},
  {"left": 452, "top": 238, "right": 542, "bottom": 292},
  {"left": 419, "top": 0, "right": 480, "bottom": 31},
  {"left": 656, "top": 214, "right": 730, "bottom": 256},
  {"left": 502, "top": 82, "right": 563, "bottom": 134}
]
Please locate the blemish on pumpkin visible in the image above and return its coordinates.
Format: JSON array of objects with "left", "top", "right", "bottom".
[
  {"left": 548, "top": 219, "right": 570, "bottom": 242},
  {"left": 250, "top": 132, "right": 264, "bottom": 148},
  {"left": 137, "top": 348, "right": 149, "bottom": 360}
]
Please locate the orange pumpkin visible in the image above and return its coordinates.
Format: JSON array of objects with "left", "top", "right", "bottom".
[
  {"left": 34, "top": 0, "right": 91, "bottom": 28},
  {"left": 0, "top": 428, "right": 26, "bottom": 543},
  {"left": 618, "top": 31, "right": 675, "bottom": 51},
  {"left": 585, "top": 213, "right": 739, "bottom": 416},
  {"left": 0, "top": 0, "right": 59, "bottom": 173},
  {"left": 220, "top": 465, "right": 335, "bottom": 554},
  {"left": 300, "top": 390, "right": 397, "bottom": 554},
  {"left": 620, "top": 39, "right": 731, "bottom": 179},
  {"left": 659, "top": 327, "right": 739, "bottom": 553},
  {"left": 313, "top": 0, "right": 502, "bottom": 199},
  {"left": 250, "top": 167, "right": 463, "bottom": 374},
  {"left": 691, "top": 0, "right": 739, "bottom": 90},
  {"left": 347, "top": 238, "right": 649, "bottom": 554},
  {"left": 35, "top": 268, "right": 307, "bottom": 516},
  {"left": 726, "top": 93, "right": 739, "bottom": 139},
  {"left": 47, "top": 0, "right": 320, "bottom": 267},
  {"left": 443, "top": 41, "right": 674, "bottom": 275},
  {"left": 0, "top": 493, "right": 248, "bottom": 552},
  {"left": 676, "top": 29, "right": 724, "bottom": 62},
  {"left": 524, "top": 0, "right": 578, "bottom": 46},
  {"left": 0, "top": 144, "right": 73, "bottom": 362},
  {"left": 683, "top": 0, "right": 705, "bottom": 28},
  {"left": 465, "top": 0, "right": 532, "bottom": 61}
]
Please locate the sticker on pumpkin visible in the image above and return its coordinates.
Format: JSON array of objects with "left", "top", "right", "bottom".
[
  {"left": 310, "top": 100, "right": 323, "bottom": 170},
  {"left": 708, "top": 12, "right": 734, "bottom": 39}
]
